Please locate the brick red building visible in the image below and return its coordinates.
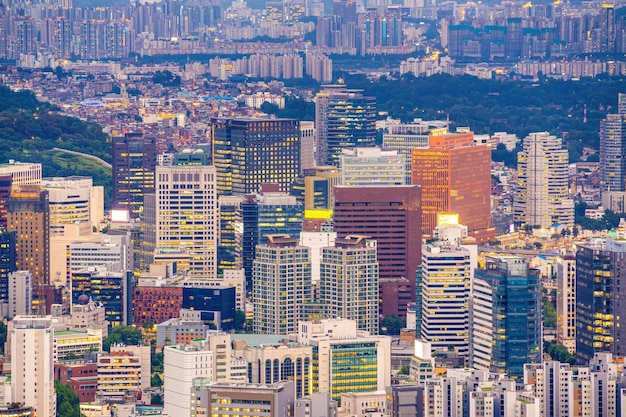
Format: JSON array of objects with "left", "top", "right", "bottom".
[
  {"left": 133, "top": 285, "right": 183, "bottom": 326},
  {"left": 55, "top": 363, "right": 98, "bottom": 403},
  {"left": 333, "top": 185, "right": 422, "bottom": 317}
]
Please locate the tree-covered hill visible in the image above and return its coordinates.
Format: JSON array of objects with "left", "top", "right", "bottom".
[
  {"left": 341, "top": 73, "right": 622, "bottom": 152},
  {"left": 0, "top": 85, "right": 111, "bottom": 202}
]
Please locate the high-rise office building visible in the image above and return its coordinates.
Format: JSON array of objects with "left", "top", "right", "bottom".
[
  {"left": 420, "top": 243, "right": 470, "bottom": 358},
  {"left": 151, "top": 165, "right": 218, "bottom": 280},
  {"left": 10, "top": 316, "right": 56, "bottom": 417},
  {"left": 0, "top": 175, "right": 11, "bottom": 229},
  {"left": 8, "top": 271, "right": 31, "bottom": 317},
  {"left": 333, "top": 186, "right": 421, "bottom": 317},
  {"left": 339, "top": 147, "right": 405, "bottom": 186},
  {"left": 240, "top": 192, "right": 303, "bottom": 289},
  {"left": 383, "top": 119, "right": 448, "bottom": 183},
  {"left": 472, "top": 255, "right": 541, "bottom": 378},
  {"left": 315, "top": 85, "right": 376, "bottom": 167},
  {"left": 0, "top": 161, "right": 42, "bottom": 186},
  {"left": 411, "top": 131, "right": 492, "bottom": 240},
  {"left": 599, "top": 110, "right": 626, "bottom": 195},
  {"left": 300, "top": 121, "right": 316, "bottom": 171},
  {"left": 319, "top": 235, "right": 379, "bottom": 334},
  {"left": 291, "top": 166, "right": 340, "bottom": 210},
  {"left": 7, "top": 185, "right": 49, "bottom": 315},
  {"left": 576, "top": 233, "right": 626, "bottom": 364},
  {"left": 297, "top": 318, "right": 391, "bottom": 405},
  {"left": 0, "top": 228, "right": 16, "bottom": 302},
  {"left": 212, "top": 118, "right": 301, "bottom": 195},
  {"left": 556, "top": 256, "right": 576, "bottom": 354},
  {"left": 71, "top": 267, "right": 133, "bottom": 326},
  {"left": 217, "top": 195, "right": 243, "bottom": 276},
  {"left": 112, "top": 133, "right": 156, "bottom": 218},
  {"left": 42, "top": 176, "right": 104, "bottom": 236},
  {"left": 514, "top": 132, "right": 574, "bottom": 228},
  {"left": 253, "top": 235, "right": 311, "bottom": 335}
]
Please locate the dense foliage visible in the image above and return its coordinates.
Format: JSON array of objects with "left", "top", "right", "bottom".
[
  {"left": 575, "top": 202, "right": 626, "bottom": 229},
  {"left": 340, "top": 74, "right": 621, "bottom": 149},
  {"left": 0, "top": 86, "right": 112, "bottom": 203},
  {"left": 546, "top": 342, "right": 576, "bottom": 365},
  {"left": 103, "top": 325, "right": 143, "bottom": 351},
  {"left": 55, "top": 381, "right": 81, "bottom": 417}
]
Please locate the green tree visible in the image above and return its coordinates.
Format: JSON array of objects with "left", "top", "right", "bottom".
[
  {"left": 151, "top": 373, "right": 163, "bottom": 387},
  {"left": 235, "top": 309, "right": 247, "bottom": 332},
  {"left": 398, "top": 365, "right": 410, "bottom": 375},
  {"left": 55, "top": 381, "right": 81, "bottom": 417},
  {"left": 103, "top": 325, "right": 143, "bottom": 351},
  {"left": 546, "top": 342, "right": 575, "bottom": 365},
  {"left": 151, "top": 347, "right": 164, "bottom": 373},
  {"left": 381, "top": 315, "right": 405, "bottom": 335}
]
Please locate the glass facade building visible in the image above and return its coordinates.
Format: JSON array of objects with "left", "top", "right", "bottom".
[
  {"left": 315, "top": 86, "right": 377, "bottom": 167},
  {"left": 71, "top": 269, "right": 133, "bottom": 326},
  {"left": 576, "top": 236, "right": 626, "bottom": 364},
  {"left": 211, "top": 118, "right": 301, "bottom": 196},
  {"left": 0, "top": 228, "right": 16, "bottom": 302},
  {"left": 473, "top": 255, "right": 541, "bottom": 379},
  {"left": 112, "top": 133, "right": 156, "bottom": 218}
]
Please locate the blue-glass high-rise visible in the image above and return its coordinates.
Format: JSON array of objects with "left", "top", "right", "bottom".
[
  {"left": 474, "top": 255, "right": 541, "bottom": 379},
  {"left": 0, "top": 228, "right": 16, "bottom": 301}
]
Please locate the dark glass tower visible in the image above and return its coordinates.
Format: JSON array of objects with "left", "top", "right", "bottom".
[
  {"left": 315, "top": 86, "right": 376, "bottom": 167},
  {"left": 211, "top": 118, "right": 301, "bottom": 196},
  {"left": 0, "top": 228, "right": 16, "bottom": 301},
  {"left": 576, "top": 237, "right": 626, "bottom": 364},
  {"left": 112, "top": 133, "right": 156, "bottom": 218}
]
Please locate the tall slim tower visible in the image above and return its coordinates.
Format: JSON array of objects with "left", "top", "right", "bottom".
[
  {"left": 211, "top": 118, "right": 301, "bottom": 196},
  {"left": 253, "top": 235, "right": 311, "bottom": 335},
  {"left": 420, "top": 242, "right": 470, "bottom": 358},
  {"left": 411, "top": 132, "right": 492, "bottom": 240},
  {"left": 0, "top": 227, "right": 16, "bottom": 302},
  {"left": 315, "top": 85, "right": 376, "bottom": 167},
  {"left": 11, "top": 316, "right": 56, "bottom": 417},
  {"left": 600, "top": 109, "right": 626, "bottom": 194},
  {"left": 576, "top": 232, "right": 626, "bottom": 364},
  {"left": 320, "top": 235, "right": 379, "bottom": 335},
  {"left": 514, "top": 132, "right": 574, "bottom": 228},
  {"left": 7, "top": 185, "right": 49, "bottom": 315},
  {"left": 153, "top": 165, "right": 218, "bottom": 281},
  {"left": 112, "top": 133, "right": 156, "bottom": 218},
  {"left": 556, "top": 256, "right": 576, "bottom": 354}
]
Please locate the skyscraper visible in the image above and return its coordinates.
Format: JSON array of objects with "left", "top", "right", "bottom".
[
  {"left": 411, "top": 131, "right": 492, "bottom": 240},
  {"left": 514, "top": 132, "right": 574, "bottom": 228},
  {"left": 556, "top": 256, "right": 576, "bottom": 354},
  {"left": 0, "top": 175, "right": 12, "bottom": 229},
  {"left": 576, "top": 232, "right": 626, "bottom": 364},
  {"left": 291, "top": 166, "right": 340, "bottom": 210},
  {"left": 253, "top": 235, "right": 311, "bottom": 335},
  {"left": 152, "top": 165, "right": 218, "bottom": 280},
  {"left": 0, "top": 227, "right": 16, "bottom": 302},
  {"left": 217, "top": 195, "right": 243, "bottom": 276},
  {"left": 420, "top": 242, "right": 470, "bottom": 358},
  {"left": 600, "top": 110, "right": 626, "bottom": 194},
  {"left": 240, "top": 192, "right": 303, "bottom": 289},
  {"left": 7, "top": 185, "right": 49, "bottom": 315},
  {"left": 10, "top": 316, "right": 56, "bottom": 417},
  {"left": 112, "top": 133, "right": 156, "bottom": 218},
  {"left": 211, "top": 118, "right": 301, "bottom": 196},
  {"left": 333, "top": 186, "right": 421, "bottom": 317},
  {"left": 472, "top": 255, "right": 541, "bottom": 378},
  {"left": 319, "top": 235, "right": 379, "bottom": 335},
  {"left": 315, "top": 85, "right": 376, "bottom": 167}
]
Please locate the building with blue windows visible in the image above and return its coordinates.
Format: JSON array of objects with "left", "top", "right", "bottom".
[
  {"left": 0, "top": 228, "right": 16, "bottom": 301},
  {"left": 471, "top": 255, "right": 541, "bottom": 379},
  {"left": 181, "top": 286, "right": 236, "bottom": 331}
]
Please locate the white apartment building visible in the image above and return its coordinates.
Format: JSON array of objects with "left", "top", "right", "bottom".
[
  {"left": 339, "top": 147, "right": 405, "bottom": 187},
  {"left": 164, "top": 342, "right": 213, "bottom": 417},
  {"left": 42, "top": 176, "right": 104, "bottom": 235},
  {"left": 253, "top": 235, "right": 311, "bottom": 335},
  {"left": 299, "top": 230, "right": 336, "bottom": 283},
  {"left": 10, "top": 316, "right": 56, "bottom": 417},
  {"left": 319, "top": 235, "right": 379, "bottom": 335},
  {"left": 0, "top": 161, "right": 42, "bottom": 185},
  {"left": 514, "top": 132, "right": 575, "bottom": 228},
  {"left": 8, "top": 271, "right": 31, "bottom": 317}
]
